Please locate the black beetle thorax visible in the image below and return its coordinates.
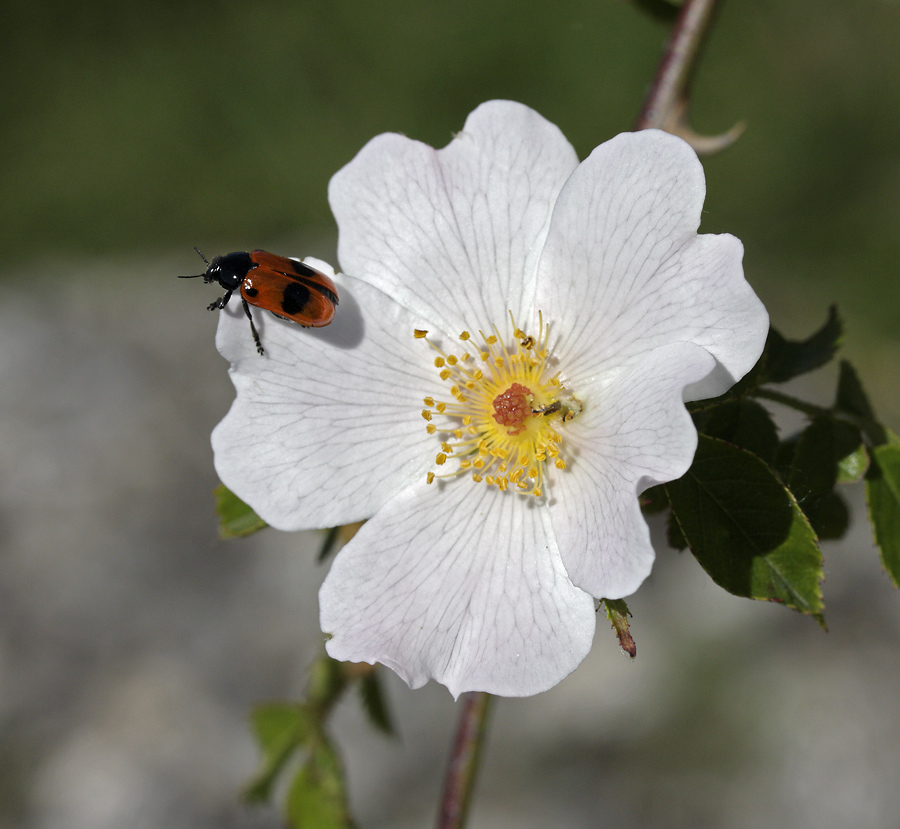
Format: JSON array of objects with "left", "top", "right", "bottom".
[{"left": 209, "top": 251, "right": 254, "bottom": 290}]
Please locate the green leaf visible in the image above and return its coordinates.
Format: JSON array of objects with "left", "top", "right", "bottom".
[
  {"left": 358, "top": 670, "right": 395, "bottom": 737},
  {"left": 835, "top": 360, "right": 887, "bottom": 445},
  {"left": 286, "top": 738, "right": 356, "bottom": 829},
  {"left": 695, "top": 399, "right": 780, "bottom": 463},
  {"left": 802, "top": 491, "right": 850, "bottom": 541},
  {"left": 602, "top": 598, "right": 636, "bottom": 658},
  {"left": 245, "top": 703, "right": 312, "bottom": 802},
  {"left": 835, "top": 360, "right": 876, "bottom": 419},
  {"left": 787, "top": 417, "right": 863, "bottom": 499},
  {"left": 317, "top": 526, "right": 342, "bottom": 563},
  {"left": 666, "top": 436, "right": 824, "bottom": 620},
  {"left": 866, "top": 442, "right": 900, "bottom": 588},
  {"left": 837, "top": 442, "right": 869, "bottom": 484},
  {"left": 307, "top": 653, "right": 350, "bottom": 709},
  {"left": 763, "top": 306, "right": 842, "bottom": 384},
  {"left": 691, "top": 307, "right": 843, "bottom": 405},
  {"left": 214, "top": 484, "right": 268, "bottom": 539},
  {"left": 773, "top": 433, "right": 800, "bottom": 483},
  {"left": 667, "top": 508, "right": 688, "bottom": 550}
]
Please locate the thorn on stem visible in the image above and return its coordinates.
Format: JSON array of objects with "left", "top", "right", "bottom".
[{"left": 665, "top": 96, "right": 746, "bottom": 156}]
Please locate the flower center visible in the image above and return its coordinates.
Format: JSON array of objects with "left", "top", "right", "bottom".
[
  {"left": 492, "top": 382, "right": 532, "bottom": 435},
  {"left": 415, "top": 315, "right": 581, "bottom": 498}
]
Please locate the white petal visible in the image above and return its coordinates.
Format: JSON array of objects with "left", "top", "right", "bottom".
[
  {"left": 535, "top": 129, "right": 768, "bottom": 397},
  {"left": 319, "top": 478, "right": 596, "bottom": 698},
  {"left": 549, "top": 342, "right": 715, "bottom": 599},
  {"left": 211, "top": 269, "right": 438, "bottom": 530},
  {"left": 329, "top": 100, "right": 579, "bottom": 336}
]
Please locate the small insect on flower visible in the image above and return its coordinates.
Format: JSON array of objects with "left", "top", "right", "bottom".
[{"left": 179, "top": 248, "right": 339, "bottom": 355}]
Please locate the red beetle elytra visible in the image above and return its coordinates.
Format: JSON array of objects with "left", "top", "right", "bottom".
[{"left": 180, "top": 248, "right": 339, "bottom": 355}]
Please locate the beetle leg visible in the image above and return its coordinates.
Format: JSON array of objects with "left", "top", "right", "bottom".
[
  {"left": 242, "top": 298, "right": 265, "bottom": 355},
  {"left": 208, "top": 290, "right": 232, "bottom": 311}
]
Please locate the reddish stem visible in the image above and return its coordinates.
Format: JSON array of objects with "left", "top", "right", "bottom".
[
  {"left": 635, "top": 0, "right": 723, "bottom": 130},
  {"left": 436, "top": 692, "right": 493, "bottom": 829}
]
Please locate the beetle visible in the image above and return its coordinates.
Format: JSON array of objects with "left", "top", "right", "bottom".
[{"left": 179, "top": 248, "right": 339, "bottom": 355}]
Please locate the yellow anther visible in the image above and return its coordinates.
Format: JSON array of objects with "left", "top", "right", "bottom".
[
  {"left": 414, "top": 329, "right": 428, "bottom": 338},
  {"left": 426, "top": 472, "right": 435, "bottom": 484},
  {"left": 416, "top": 311, "right": 575, "bottom": 499}
]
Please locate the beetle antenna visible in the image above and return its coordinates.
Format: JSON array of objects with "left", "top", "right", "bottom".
[{"left": 177, "top": 246, "right": 211, "bottom": 278}]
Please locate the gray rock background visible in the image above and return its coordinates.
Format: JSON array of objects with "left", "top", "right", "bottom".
[
  {"left": 0, "top": 257, "right": 898, "bottom": 828},
  {"left": 4, "top": 2, "right": 900, "bottom": 824}
]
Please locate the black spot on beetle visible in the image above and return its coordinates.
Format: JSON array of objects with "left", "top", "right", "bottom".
[{"left": 281, "top": 281, "right": 312, "bottom": 316}]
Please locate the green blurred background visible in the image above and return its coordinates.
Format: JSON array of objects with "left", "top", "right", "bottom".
[
  {"left": 2, "top": 1, "right": 899, "bottom": 827},
  {"left": 5, "top": 0, "right": 899, "bottom": 409}
]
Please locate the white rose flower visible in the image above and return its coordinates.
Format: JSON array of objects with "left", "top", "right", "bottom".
[{"left": 212, "top": 100, "right": 768, "bottom": 697}]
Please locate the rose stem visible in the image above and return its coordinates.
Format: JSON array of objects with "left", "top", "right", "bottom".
[
  {"left": 635, "top": 0, "right": 724, "bottom": 130},
  {"left": 436, "top": 692, "right": 493, "bottom": 829}
]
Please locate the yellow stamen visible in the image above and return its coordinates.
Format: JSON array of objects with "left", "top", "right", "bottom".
[{"left": 414, "top": 312, "right": 579, "bottom": 496}]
